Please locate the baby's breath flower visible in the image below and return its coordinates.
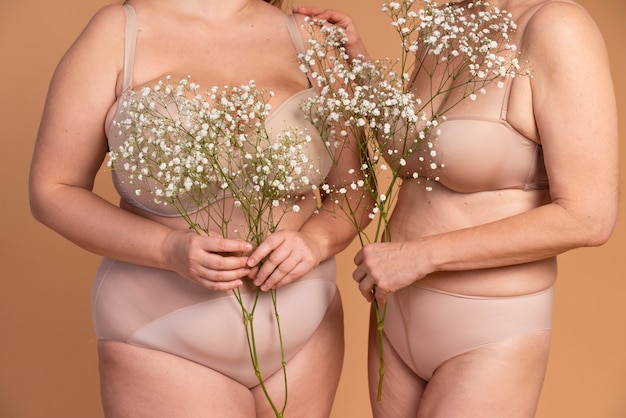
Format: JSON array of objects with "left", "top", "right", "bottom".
[
  {"left": 109, "top": 78, "right": 318, "bottom": 231},
  {"left": 298, "top": 0, "right": 523, "bottom": 404}
]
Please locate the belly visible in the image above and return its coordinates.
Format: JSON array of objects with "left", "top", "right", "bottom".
[
  {"left": 120, "top": 191, "right": 320, "bottom": 243},
  {"left": 92, "top": 257, "right": 337, "bottom": 387},
  {"left": 387, "top": 180, "right": 556, "bottom": 296}
]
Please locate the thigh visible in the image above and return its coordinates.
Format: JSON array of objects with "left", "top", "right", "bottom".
[
  {"left": 369, "top": 307, "right": 427, "bottom": 418},
  {"left": 418, "top": 331, "right": 552, "bottom": 418},
  {"left": 98, "top": 340, "right": 256, "bottom": 418},
  {"left": 253, "top": 290, "right": 345, "bottom": 418}
]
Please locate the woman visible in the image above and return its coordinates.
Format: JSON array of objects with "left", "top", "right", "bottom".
[
  {"left": 296, "top": 1, "right": 619, "bottom": 417},
  {"left": 29, "top": 0, "right": 367, "bottom": 416}
]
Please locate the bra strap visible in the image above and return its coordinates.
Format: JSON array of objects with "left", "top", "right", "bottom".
[
  {"left": 121, "top": 4, "right": 137, "bottom": 92},
  {"left": 285, "top": 14, "right": 305, "bottom": 54},
  {"left": 499, "top": 75, "right": 514, "bottom": 120},
  {"left": 284, "top": 14, "right": 315, "bottom": 87},
  {"left": 500, "top": 2, "right": 553, "bottom": 120}
]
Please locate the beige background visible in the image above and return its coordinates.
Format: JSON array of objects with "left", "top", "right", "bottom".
[{"left": 1, "top": 0, "right": 624, "bottom": 417}]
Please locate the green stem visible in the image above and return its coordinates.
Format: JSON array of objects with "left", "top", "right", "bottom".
[
  {"left": 375, "top": 301, "right": 387, "bottom": 403},
  {"left": 271, "top": 288, "right": 288, "bottom": 417},
  {"left": 233, "top": 286, "right": 286, "bottom": 417}
]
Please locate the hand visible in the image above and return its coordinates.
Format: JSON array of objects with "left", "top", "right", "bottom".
[
  {"left": 293, "top": 6, "right": 370, "bottom": 61},
  {"left": 352, "top": 241, "right": 426, "bottom": 306},
  {"left": 163, "top": 229, "right": 253, "bottom": 291},
  {"left": 247, "top": 230, "right": 322, "bottom": 291}
]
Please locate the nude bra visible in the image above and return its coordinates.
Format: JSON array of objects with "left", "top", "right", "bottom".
[
  {"left": 431, "top": 77, "right": 549, "bottom": 193},
  {"left": 106, "top": 5, "right": 331, "bottom": 217}
]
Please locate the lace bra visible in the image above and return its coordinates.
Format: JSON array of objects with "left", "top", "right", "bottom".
[{"left": 106, "top": 5, "right": 331, "bottom": 216}]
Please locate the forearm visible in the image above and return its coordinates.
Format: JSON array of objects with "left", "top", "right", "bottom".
[
  {"left": 421, "top": 200, "right": 617, "bottom": 275},
  {"left": 30, "top": 185, "right": 172, "bottom": 269},
  {"left": 299, "top": 210, "right": 358, "bottom": 261},
  {"left": 299, "top": 186, "right": 373, "bottom": 261}
]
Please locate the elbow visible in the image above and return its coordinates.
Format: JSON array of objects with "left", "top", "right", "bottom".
[
  {"left": 554, "top": 194, "right": 618, "bottom": 248},
  {"left": 28, "top": 178, "right": 52, "bottom": 226},
  {"left": 577, "top": 210, "right": 617, "bottom": 247},
  {"left": 585, "top": 218, "right": 616, "bottom": 247},
  {"left": 29, "top": 191, "right": 47, "bottom": 224},
  {"left": 28, "top": 169, "right": 45, "bottom": 223}
]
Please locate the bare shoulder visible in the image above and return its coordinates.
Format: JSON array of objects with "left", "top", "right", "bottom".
[
  {"left": 519, "top": 1, "right": 609, "bottom": 77},
  {"left": 56, "top": 3, "right": 127, "bottom": 64},
  {"left": 75, "top": 4, "right": 127, "bottom": 46},
  {"left": 522, "top": 1, "right": 615, "bottom": 140},
  {"left": 524, "top": 1, "right": 604, "bottom": 51},
  {"left": 90, "top": 3, "right": 128, "bottom": 24},
  {"left": 528, "top": 1, "right": 597, "bottom": 26},
  {"left": 54, "top": 4, "right": 128, "bottom": 76},
  {"left": 50, "top": 4, "right": 129, "bottom": 99}
]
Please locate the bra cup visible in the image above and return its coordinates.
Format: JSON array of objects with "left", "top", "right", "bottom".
[
  {"left": 108, "top": 88, "right": 331, "bottom": 217},
  {"left": 400, "top": 117, "right": 547, "bottom": 193}
]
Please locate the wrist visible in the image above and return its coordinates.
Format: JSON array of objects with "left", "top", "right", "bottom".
[
  {"left": 298, "top": 229, "right": 326, "bottom": 264},
  {"left": 159, "top": 228, "right": 182, "bottom": 271}
]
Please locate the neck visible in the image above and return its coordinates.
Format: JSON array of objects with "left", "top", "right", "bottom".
[{"left": 166, "top": 0, "right": 262, "bottom": 20}]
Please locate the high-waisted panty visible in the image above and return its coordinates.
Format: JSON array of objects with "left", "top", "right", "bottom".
[
  {"left": 384, "top": 283, "right": 553, "bottom": 381},
  {"left": 92, "top": 257, "right": 337, "bottom": 387}
]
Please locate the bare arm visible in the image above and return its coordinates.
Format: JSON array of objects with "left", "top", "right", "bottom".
[
  {"left": 353, "top": 3, "right": 619, "bottom": 304},
  {"left": 29, "top": 6, "right": 252, "bottom": 290},
  {"left": 247, "top": 12, "right": 373, "bottom": 290}
]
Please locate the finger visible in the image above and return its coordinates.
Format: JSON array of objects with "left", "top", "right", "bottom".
[
  {"left": 192, "top": 253, "right": 250, "bottom": 286},
  {"left": 358, "top": 277, "right": 375, "bottom": 303},
  {"left": 294, "top": 7, "right": 347, "bottom": 26},
  {"left": 198, "top": 261, "right": 250, "bottom": 280},
  {"left": 203, "top": 237, "right": 253, "bottom": 255},
  {"left": 312, "top": 10, "right": 353, "bottom": 29},
  {"left": 205, "top": 252, "right": 250, "bottom": 272},
  {"left": 352, "top": 265, "right": 366, "bottom": 283},
  {"left": 199, "top": 276, "right": 243, "bottom": 292},
  {"left": 292, "top": 6, "right": 326, "bottom": 16},
  {"left": 281, "top": 259, "right": 317, "bottom": 287},
  {"left": 260, "top": 255, "right": 306, "bottom": 291},
  {"left": 252, "top": 246, "right": 294, "bottom": 287},
  {"left": 247, "top": 264, "right": 260, "bottom": 280},
  {"left": 353, "top": 247, "right": 364, "bottom": 266},
  {"left": 374, "top": 291, "right": 387, "bottom": 308},
  {"left": 247, "top": 233, "right": 286, "bottom": 267},
  {"left": 252, "top": 257, "right": 279, "bottom": 287}
]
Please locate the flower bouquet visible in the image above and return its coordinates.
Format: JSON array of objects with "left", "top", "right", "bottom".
[
  {"left": 108, "top": 77, "right": 318, "bottom": 417},
  {"left": 299, "top": 0, "right": 522, "bottom": 401}
]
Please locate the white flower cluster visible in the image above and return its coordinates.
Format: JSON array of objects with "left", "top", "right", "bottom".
[
  {"left": 299, "top": 0, "right": 521, "bottom": 228},
  {"left": 108, "top": 77, "right": 316, "bottom": 239},
  {"left": 385, "top": 0, "right": 519, "bottom": 79}
]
